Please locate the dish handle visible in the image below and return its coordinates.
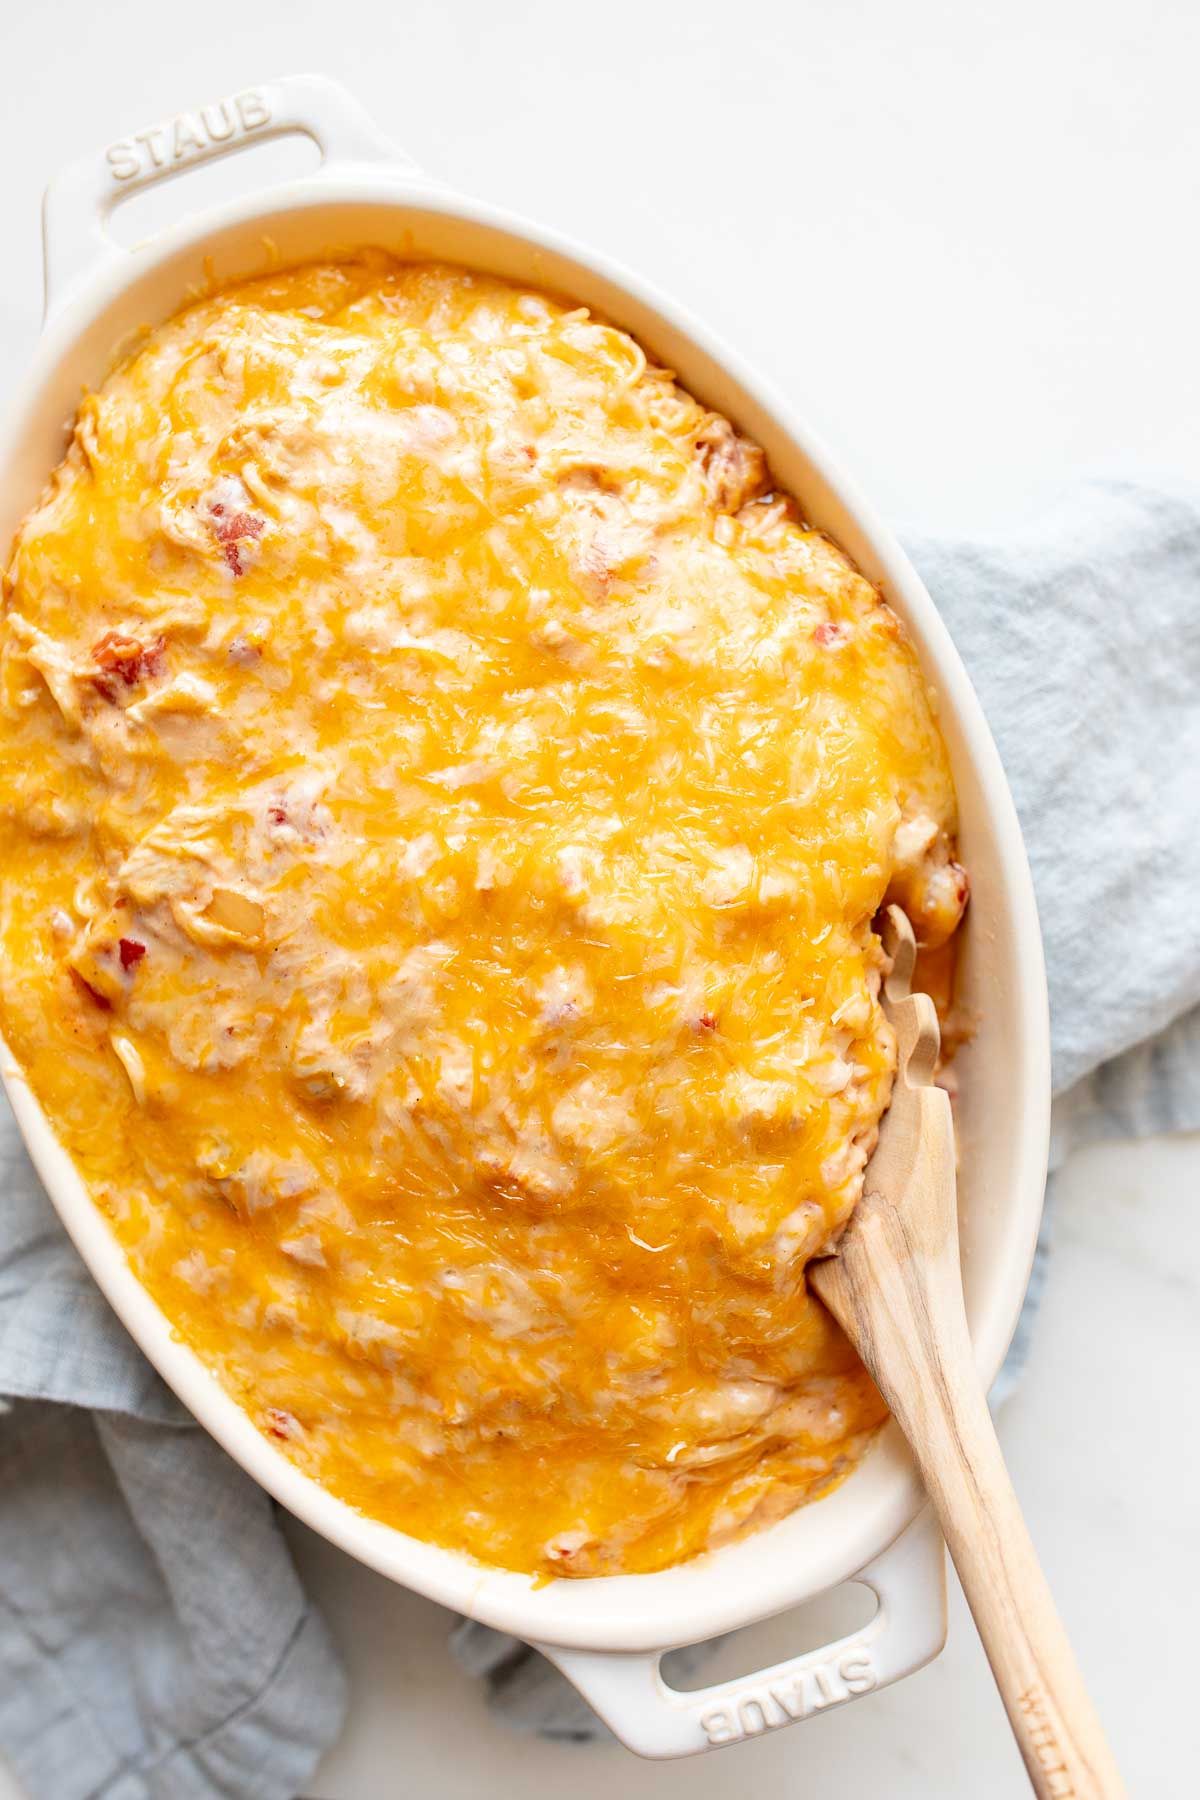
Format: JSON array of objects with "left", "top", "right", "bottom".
[
  {"left": 531, "top": 1506, "right": 946, "bottom": 1760},
  {"left": 41, "top": 74, "right": 419, "bottom": 322}
]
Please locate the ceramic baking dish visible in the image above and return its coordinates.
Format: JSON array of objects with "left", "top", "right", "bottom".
[{"left": 0, "top": 74, "right": 1051, "bottom": 1759}]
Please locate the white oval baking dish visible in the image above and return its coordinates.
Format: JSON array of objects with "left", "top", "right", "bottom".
[{"left": 0, "top": 75, "right": 1052, "bottom": 1760}]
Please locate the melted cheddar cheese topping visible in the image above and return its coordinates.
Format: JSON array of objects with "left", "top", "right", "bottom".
[{"left": 0, "top": 258, "right": 966, "bottom": 1576}]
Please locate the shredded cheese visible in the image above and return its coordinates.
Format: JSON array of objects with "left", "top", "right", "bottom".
[{"left": 0, "top": 257, "right": 966, "bottom": 1576}]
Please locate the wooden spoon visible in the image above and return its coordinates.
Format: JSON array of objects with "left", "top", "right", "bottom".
[{"left": 810, "top": 908, "right": 1125, "bottom": 1798}]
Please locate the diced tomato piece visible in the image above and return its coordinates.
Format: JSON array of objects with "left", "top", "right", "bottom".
[
  {"left": 91, "top": 630, "right": 165, "bottom": 690},
  {"left": 209, "top": 504, "right": 264, "bottom": 577},
  {"left": 118, "top": 937, "right": 146, "bottom": 970}
]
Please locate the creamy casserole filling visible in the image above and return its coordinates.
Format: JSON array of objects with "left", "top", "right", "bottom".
[{"left": 0, "top": 257, "right": 966, "bottom": 1575}]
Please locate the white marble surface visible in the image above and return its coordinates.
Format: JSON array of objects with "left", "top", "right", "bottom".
[{"left": 0, "top": 0, "right": 1198, "bottom": 1794}]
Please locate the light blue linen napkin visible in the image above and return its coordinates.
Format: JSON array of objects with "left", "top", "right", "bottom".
[
  {"left": 0, "top": 1136, "right": 347, "bottom": 1798},
  {"left": 2, "top": 477, "right": 1198, "bottom": 1782}
]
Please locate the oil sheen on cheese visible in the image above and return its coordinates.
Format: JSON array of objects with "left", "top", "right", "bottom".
[{"left": 0, "top": 258, "right": 966, "bottom": 1576}]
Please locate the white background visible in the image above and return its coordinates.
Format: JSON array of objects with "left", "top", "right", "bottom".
[{"left": 1, "top": 1, "right": 1198, "bottom": 1794}]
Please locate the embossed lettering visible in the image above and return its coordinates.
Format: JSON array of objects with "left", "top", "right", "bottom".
[
  {"left": 201, "top": 101, "right": 236, "bottom": 142},
  {"left": 172, "top": 113, "right": 207, "bottom": 160},
  {"left": 105, "top": 90, "right": 273, "bottom": 189},
  {"left": 737, "top": 1698, "right": 769, "bottom": 1736},
  {"left": 811, "top": 1666, "right": 841, "bottom": 1709},
  {"left": 236, "top": 89, "right": 271, "bottom": 132},
  {"left": 133, "top": 127, "right": 167, "bottom": 169},
  {"left": 106, "top": 141, "right": 140, "bottom": 182},
  {"left": 839, "top": 1651, "right": 877, "bottom": 1695},
  {"left": 701, "top": 1707, "right": 737, "bottom": 1746},
  {"left": 768, "top": 1678, "right": 809, "bottom": 1721},
  {"left": 701, "top": 1649, "right": 879, "bottom": 1748}
]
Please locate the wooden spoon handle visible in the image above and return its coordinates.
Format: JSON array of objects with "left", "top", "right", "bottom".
[{"left": 813, "top": 1085, "right": 1125, "bottom": 1798}]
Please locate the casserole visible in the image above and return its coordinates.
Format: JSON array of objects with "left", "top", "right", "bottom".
[{"left": 0, "top": 75, "right": 1051, "bottom": 1756}]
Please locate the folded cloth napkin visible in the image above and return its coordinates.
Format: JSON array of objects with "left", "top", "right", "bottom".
[
  {"left": 0, "top": 1137, "right": 347, "bottom": 1798},
  {"left": 3, "top": 477, "right": 1199, "bottom": 1786}
]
